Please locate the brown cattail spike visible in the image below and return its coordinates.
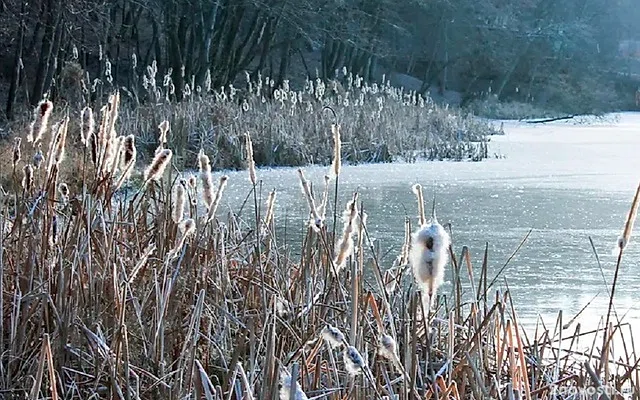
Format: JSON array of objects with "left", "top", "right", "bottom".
[{"left": 144, "top": 149, "right": 172, "bottom": 183}]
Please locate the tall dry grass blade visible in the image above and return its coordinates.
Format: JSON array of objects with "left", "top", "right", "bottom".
[
  {"left": 205, "top": 176, "right": 228, "bottom": 224},
  {"left": 245, "top": 132, "right": 257, "bottom": 185},
  {"left": 412, "top": 184, "right": 426, "bottom": 226}
]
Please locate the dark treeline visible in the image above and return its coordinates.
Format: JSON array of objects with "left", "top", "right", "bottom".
[{"left": 2, "top": 0, "right": 640, "bottom": 120}]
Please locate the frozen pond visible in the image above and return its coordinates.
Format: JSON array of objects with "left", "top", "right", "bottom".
[{"left": 218, "top": 112, "right": 640, "bottom": 333}]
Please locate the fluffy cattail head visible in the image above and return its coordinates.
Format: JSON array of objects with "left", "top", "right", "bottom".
[
  {"left": 343, "top": 346, "right": 365, "bottom": 376},
  {"left": 120, "top": 135, "right": 136, "bottom": 169},
  {"left": 332, "top": 193, "right": 359, "bottom": 273},
  {"left": 33, "top": 145, "right": 44, "bottom": 169},
  {"left": 321, "top": 325, "right": 345, "bottom": 349},
  {"left": 80, "top": 107, "right": 95, "bottom": 147},
  {"left": 297, "top": 168, "right": 322, "bottom": 231},
  {"left": 58, "top": 183, "right": 69, "bottom": 205},
  {"left": 410, "top": 219, "right": 450, "bottom": 306},
  {"left": 262, "top": 189, "right": 277, "bottom": 234},
  {"left": 12, "top": 137, "right": 21, "bottom": 167},
  {"left": 617, "top": 182, "right": 640, "bottom": 252},
  {"left": 28, "top": 99, "right": 53, "bottom": 144},
  {"left": 178, "top": 218, "right": 196, "bottom": 237},
  {"left": 172, "top": 182, "right": 186, "bottom": 223},
  {"left": 158, "top": 120, "right": 170, "bottom": 143},
  {"left": 144, "top": 149, "right": 172, "bottom": 183},
  {"left": 279, "top": 371, "right": 309, "bottom": 400},
  {"left": 331, "top": 124, "right": 341, "bottom": 177},
  {"left": 199, "top": 149, "right": 214, "bottom": 209},
  {"left": 378, "top": 334, "right": 398, "bottom": 361},
  {"left": 245, "top": 132, "right": 256, "bottom": 185}
]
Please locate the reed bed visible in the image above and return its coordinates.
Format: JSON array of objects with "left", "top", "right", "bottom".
[{"left": 0, "top": 94, "right": 637, "bottom": 400}]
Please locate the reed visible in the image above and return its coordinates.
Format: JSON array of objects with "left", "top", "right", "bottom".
[{"left": 0, "top": 94, "right": 635, "bottom": 400}]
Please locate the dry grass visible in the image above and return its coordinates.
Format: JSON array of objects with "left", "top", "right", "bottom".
[{"left": 0, "top": 92, "right": 637, "bottom": 400}]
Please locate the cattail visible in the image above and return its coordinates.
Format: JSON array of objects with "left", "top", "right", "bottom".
[
  {"left": 12, "top": 137, "right": 21, "bottom": 168},
  {"left": 205, "top": 176, "right": 228, "bottom": 223},
  {"left": 33, "top": 145, "right": 44, "bottom": 169},
  {"left": 58, "top": 183, "right": 69, "bottom": 205},
  {"left": 187, "top": 174, "right": 198, "bottom": 206},
  {"left": 410, "top": 214, "right": 450, "bottom": 308},
  {"left": 245, "top": 132, "right": 257, "bottom": 185},
  {"left": 279, "top": 371, "right": 309, "bottom": 400},
  {"left": 109, "top": 136, "right": 125, "bottom": 176},
  {"left": 343, "top": 346, "right": 365, "bottom": 377},
  {"left": 22, "top": 165, "right": 33, "bottom": 191},
  {"left": 333, "top": 193, "right": 359, "bottom": 274},
  {"left": 113, "top": 135, "right": 136, "bottom": 191},
  {"left": 275, "top": 297, "right": 291, "bottom": 320},
  {"left": 199, "top": 149, "right": 214, "bottom": 209},
  {"left": 321, "top": 325, "right": 345, "bottom": 349},
  {"left": 617, "top": 181, "right": 640, "bottom": 251},
  {"left": 168, "top": 218, "right": 196, "bottom": 259},
  {"left": 378, "top": 334, "right": 398, "bottom": 361},
  {"left": 262, "top": 190, "right": 276, "bottom": 234},
  {"left": 144, "top": 149, "right": 172, "bottom": 183},
  {"left": 331, "top": 123, "right": 341, "bottom": 176},
  {"left": 80, "top": 106, "right": 95, "bottom": 147},
  {"left": 172, "top": 182, "right": 186, "bottom": 223},
  {"left": 158, "top": 120, "right": 170, "bottom": 144},
  {"left": 412, "top": 184, "right": 426, "bottom": 226},
  {"left": 297, "top": 169, "right": 322, "bottom": 231},
  {"left": 27, "top": 99, "right": 53, "bottom": 144},
  {"left": 318, "top": 175, "right": 331, "bottom": 220}
]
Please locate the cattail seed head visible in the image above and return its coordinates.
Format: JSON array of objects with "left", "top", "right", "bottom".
[
  {"left": 343, "top": 346, "right": 365, "bottom": 376},
  {"left": 12, "top": 137, "right": 21, "bottom": 167},
  {"left": 261, "top": 189, "right": 277, "bottom": 237},
  {"left": 120, "top": 135, "right": 136, "bottom": 170},
  {"left": 27, "top": 99, "right": 53, "bottom": 144},
  {"left": 331, "top": 124, "right": 341, "bottom": 177},
  {"left": 245, "top": 132, "right": 257, "bottom": 185},
  {"left": 321, "top": 325, "right": 345, "bottom": 349},
  {"left": 144, "top": 149, "right": 172, "bottom": 183},
  {"left": 59, "top": 183, "right": 69, "bottom": 205},
  {"left": 205, "top": 176, "right": 228, "bottom": 223},
  {"left": 410, "top": 219, "right": 450, "bottom": 307},
  {"left": 168, "top": 218, "right": 196, "bottom": 259},
  {"left": 617, "top": 182, "right": 640, "bottom": 252},
  {"left": 297, "top": 169, "right": 322, "bottom": 231},
  {"left": 80, "top": 107, "right": 95, "bottom": 147},
  {"left": 199, "top": 149, "right": 214, "bottom": 209},
  {"left": 279, "top": 371, "right": 309, "bottom": 400},
  {"left": 319, "top": 175, "right": 331, "bottom": 220},
  {"left": 22, "top": 165, "right": 33, "bottom": 191},
  {"left": 378, "top": 334, "right": 398, "bottom": 361},
  {"left": 33, "top": 145, "right": 44, "bottom": 169},
  {"left": 172, "top": 182, "right": 186, "bottom": 223},
  {"left": 158, "top": 120, "right": 170, "bottom": 144},
  {"left": 332, "top": 193, "right": 359, "bottom": 274}
]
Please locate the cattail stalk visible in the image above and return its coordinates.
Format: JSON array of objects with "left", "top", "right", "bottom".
[
  {"left": 158, "top": 120, "right": 169, "bottom": 145},
  {"left": 412, "top": 184, "right": 426, "bottom": 226}
]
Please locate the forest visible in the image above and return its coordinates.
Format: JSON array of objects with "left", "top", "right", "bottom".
[{"left": 1, "top": 0, "right": 640, "bottom": 121}]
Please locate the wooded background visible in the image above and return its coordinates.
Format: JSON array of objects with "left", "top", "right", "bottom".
[{"left": 2, "top": 0, "right": 640, "bottom": 120}]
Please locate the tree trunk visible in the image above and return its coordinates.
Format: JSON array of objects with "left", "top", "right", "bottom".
[
  {"left": 31, "top": 0, "right": 58, "bottom": 105},
  {"left": 6, "top": 1, "right": 26, "bottom": 119}
]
